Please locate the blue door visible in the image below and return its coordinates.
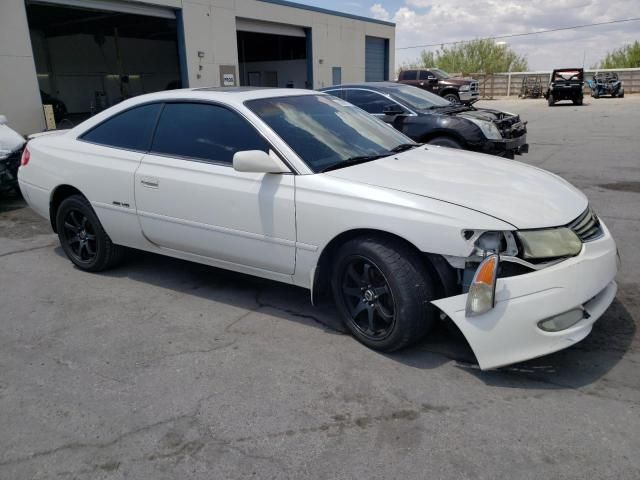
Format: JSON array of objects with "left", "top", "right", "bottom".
[
  {"left": 365, "top": 36, "right": 388, "bottom": 82},
  {"left": 332, "top": 67, "right": 342, "bottom": 86}
]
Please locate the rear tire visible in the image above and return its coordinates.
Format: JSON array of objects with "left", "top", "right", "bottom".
[
  {"left": 331, "top": 235, "right": 436, "bottom": 352},
  {"left": 55, "top": 195, "right": 123, "bottom": 272},
  {"left": 427, "top": 136, "right": 463, "bottom": 149}
]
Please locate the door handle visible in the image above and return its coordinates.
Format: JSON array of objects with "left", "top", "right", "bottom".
[{"left": 140, "top": 177, "right": 159, "bottom": 188}]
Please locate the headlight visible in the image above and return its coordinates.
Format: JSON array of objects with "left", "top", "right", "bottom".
[
  {"left": 517, "top": 228, "right": 582, "bottom": 259},
  {"left": 463, "top": 230, "right": 518, "bottom": 257},
  {"left": 464, "top": 118, "right": 502, "bottom": 140},
  {"left": 459, "top": 85, "right": 470, "bottom": 92}
]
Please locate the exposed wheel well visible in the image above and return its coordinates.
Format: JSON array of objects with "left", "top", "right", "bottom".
[
  {"left": 49, "top": 185, "right": 85, "bottom": 232},
  {"left": 420, "top": 131, "right": 466, "bottom": 147},
  {"left": 311, "top": 229, "right": 458, "bottom": 304},
  {"left": 440, "top": 88, "right": 459, "bottom": 99}
]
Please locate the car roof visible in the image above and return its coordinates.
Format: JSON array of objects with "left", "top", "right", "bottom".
[
  {"left": 320, "top": 82, "right": 400, "bottom": 91},
  {"left": 113, "top": 87, "right": 321, "bottom": 109},
  {"left": 66, "top": 87, "right": 324, "bottom": 137}
]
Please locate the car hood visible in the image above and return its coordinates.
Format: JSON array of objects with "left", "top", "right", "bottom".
[
  {"left": 325, "top": 146, "right": 587, "bottom": 229},
  {"left": 0, "top": 123, "right": 25, "bottom": 154},
  {"left": 440, "top": 77, "right": 475, "bottom": 86},
  {"left": 446, "top": 106, "right": 518, "bottom": 122}
]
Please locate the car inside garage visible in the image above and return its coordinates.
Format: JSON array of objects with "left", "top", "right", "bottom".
[
  {"left": 26, "top": 0, "right": 183, "bottom": 127},
  {"left": 236, "top": 19, "right": 309, "bottom": 89}
]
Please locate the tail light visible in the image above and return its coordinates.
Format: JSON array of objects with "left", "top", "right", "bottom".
[{"left": 21, "top": 147, "right": 30, "bottom": 166}]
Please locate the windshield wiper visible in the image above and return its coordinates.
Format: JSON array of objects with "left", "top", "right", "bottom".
[
  {"left": 320, "top": 153, "right": 391, "bottom": 173},
  {"left": 390, "top": 143, "right": 421, "bottom": 153}
]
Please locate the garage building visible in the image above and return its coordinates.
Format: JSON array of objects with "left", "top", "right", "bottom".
[{"left": 0, "top": 0, "right": 395, "bottom": 135}]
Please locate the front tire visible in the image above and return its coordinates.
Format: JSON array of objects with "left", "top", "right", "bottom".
[
  {"left": 548, "top": 93, "right": 555, "bottom": 106},
  {"left": 56, "top": 195, "right": 123, "bottom": 272},
  {"left": 443, "top": 92, "right": 460, "bottom": 104},
  {"left": 331, "top": 235, "right": 435, "bottom": 352}
]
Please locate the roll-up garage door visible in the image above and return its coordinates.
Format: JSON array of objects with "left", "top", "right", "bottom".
[
  {"left": 365, "top": 36, "right": 388, "bottom": 82},
  {"left": 236, "top": 18, "right": 305, "bottom": 37},
  {"left": 29, "top": 0, "right": 175, "bottom": 18}
]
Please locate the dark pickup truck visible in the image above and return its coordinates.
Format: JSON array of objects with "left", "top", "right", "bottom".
[{"left": 397, "top": 68, "right": 479, "bottom": 104}]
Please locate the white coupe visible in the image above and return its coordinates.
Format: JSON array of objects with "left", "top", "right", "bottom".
[{"left": 18, "top": 88, "right": 618, "bottom": 369}]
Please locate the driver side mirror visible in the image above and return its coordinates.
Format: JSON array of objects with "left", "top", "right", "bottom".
[
  {"left": 382, "top": 104, "right": 405, "bottom": 117},
  {"left": 233, "top": 150, "right": 291, "bottom": 174}
]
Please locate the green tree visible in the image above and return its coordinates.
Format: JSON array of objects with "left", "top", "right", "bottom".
[
  {"left": 417, "top": 38, "right": 529, "bottom": 74},
  {"left": 598, "top": 41, "right": 640, "bottom": 68}
]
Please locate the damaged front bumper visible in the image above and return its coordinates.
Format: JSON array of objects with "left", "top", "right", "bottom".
[
  {"left": 0, "top": 148, "right": 23, "bottom": 193},
  {"left": 483, "top": 134, "right": 529, "bottom": 158},
  {"left": 432, "top": 222, "right": 618, "bottom": 370}
]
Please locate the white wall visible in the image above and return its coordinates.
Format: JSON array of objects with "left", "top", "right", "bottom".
[
  {"left": 181, "top": 0, "right": 395, "bottom": 89},
  {"left": 1, "top": 0, "right": 394, "bottom": 134},
  {"left": 240, "top": 59, "right": 307, "bottom": 88},
  {"left": 0, "top": 0, "right": 45, "bottom": 134}
]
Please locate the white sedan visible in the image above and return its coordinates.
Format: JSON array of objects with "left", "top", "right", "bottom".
[{"left": 18, "top": 88, "right": 618, "bottom": 369}]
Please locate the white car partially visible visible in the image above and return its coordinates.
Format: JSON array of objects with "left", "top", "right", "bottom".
[{"left": 18, "top": 88, "right": 618, "bottom": 369}]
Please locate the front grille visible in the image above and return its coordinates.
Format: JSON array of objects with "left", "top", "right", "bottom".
[
  {"left": 568, "top": 207, "right": 603, "bottom": 242},
  {"left": 469, "top": 81, "right": 479, "bottom": 93}
]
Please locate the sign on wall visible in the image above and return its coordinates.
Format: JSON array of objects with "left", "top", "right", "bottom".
[{"left": 220, "top": 65, "right": 237, "bottom": 87}]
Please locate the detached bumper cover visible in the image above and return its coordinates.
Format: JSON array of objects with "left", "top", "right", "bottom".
[{"left": 433, "top": 223, "right": 618, "bottom": 370}]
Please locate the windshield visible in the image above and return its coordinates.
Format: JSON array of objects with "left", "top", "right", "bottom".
[
  {"left": 431, "top": 68, "right": 450, "bottom": 79},
  {"left": 387, "top": 84, "right": 452, "bottom": 109},
  {"left": 246, "top": 94, "right": 414, "bottom": 173}
]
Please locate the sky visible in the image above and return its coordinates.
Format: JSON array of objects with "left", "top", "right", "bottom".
[{"left": 294, "top": 0, "right": 640, "bottom": 71}]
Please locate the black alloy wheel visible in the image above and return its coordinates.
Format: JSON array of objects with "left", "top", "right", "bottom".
[
  {"left": 339, "top": 256, "right": 396, "bottom": 340},
  {"left": 56, "top": 194, "right": 123, "bottom": 272},
  {"left": 62, "top": 209, "right": 97, "bottom": 264}
]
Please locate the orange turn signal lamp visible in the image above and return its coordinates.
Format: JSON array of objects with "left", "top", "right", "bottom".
[{"left": 465, "top": 254, "right": 499, "bottom": 317}]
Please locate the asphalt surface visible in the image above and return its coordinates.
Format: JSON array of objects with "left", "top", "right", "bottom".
[{"left": 1, "top": 96, "right": 639, "bottom": 479}]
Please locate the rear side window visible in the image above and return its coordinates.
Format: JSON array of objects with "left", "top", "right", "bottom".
[
  {"left": 345, "top": 90, "right": 390, "bottom": 114},
  {"left": 81, "top": 103, "right": 161, "bottom": 151},
  {"left": 399, "top": 70, "right": 417, "bottom": 80},
  {"left": 323, "top": 89, "right": 346, "bottom": 100},
  {"left": 150, "top": 103, "right": 268, "bottom": 164}
]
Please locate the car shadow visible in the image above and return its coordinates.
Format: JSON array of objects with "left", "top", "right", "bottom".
[
  {"left": 0, "top": 189, "right": 26, "bottom": 213},
  {"left": 54, "top": 247, "right": 636, "bottom": 389},
  {"left": 54, "top": 246, "right": 348, "bottom": 334},
  {"left": 549, "top": 101, "right": 591, "bottom": 107}
]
